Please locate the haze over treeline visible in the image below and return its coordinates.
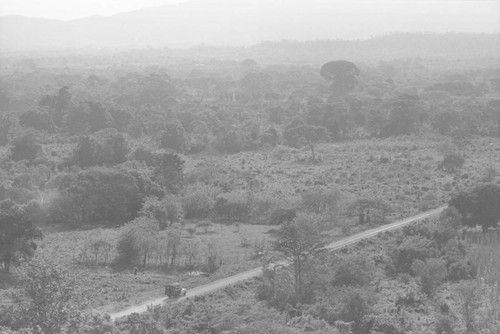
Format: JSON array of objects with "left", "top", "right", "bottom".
[
  {"left": 0, "top": 0, "right": 499, "bottom": 51},
  {"left": 1, "top": 33, "right": 499, "bottom": 67}
]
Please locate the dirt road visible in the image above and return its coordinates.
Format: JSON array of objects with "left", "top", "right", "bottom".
[{"left": 109, "top": 205, "right": 446, "bottom": 320}]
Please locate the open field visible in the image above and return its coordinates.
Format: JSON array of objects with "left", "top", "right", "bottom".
[{"left": 33, "top": 222, "right": 274, "bottom": 313}]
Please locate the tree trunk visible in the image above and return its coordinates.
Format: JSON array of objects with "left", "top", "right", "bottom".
[
  {"left": 309, "top": 144, "right": 315, "bottom": 161},
  {"left": 295, "top": 254, "right": 302, "bottom": 303},
  {"left": 3, "top": 254, "right": 11, "bottom": 273}
]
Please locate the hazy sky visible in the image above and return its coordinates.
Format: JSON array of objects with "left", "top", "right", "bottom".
[
  {"left": 0, "top": 0, "right": 499, "bottom": 36},
  {"left": 0, "top": 0, "right": 185, "bottom": 19}
]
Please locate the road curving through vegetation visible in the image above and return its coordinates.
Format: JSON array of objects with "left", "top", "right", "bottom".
[{"left": 109, "top": 205, "right": 447, "bottom": 320}]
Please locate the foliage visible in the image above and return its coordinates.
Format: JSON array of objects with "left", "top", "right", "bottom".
[
  {"left": 38, "top": 86, "right": 71, "bottom": 128},
  {"left": 203, "top": 239, "right": 221, "bottom": 273},
  {"left": 152, "top": 149, "right": 184, "bottom": 194},
  {"left": 392, "top": 235, "right": 438, "bottom": 274},
  {"left": 274, "top": 216, "right": 326, "bottom": 303},
  {"left": 320, "top": 60, "right": 360, "bottom": 95},
  {"left": 139, "top": 195, "right": 183, "bottom": 229},
  {"left": 330, "top": 254, "right": 374, "bottom": 287},
  {"left": 438, "top": 152, "right": 465, "bottom": 172},
  {"left": 1, "top": 259, "right": 79, "bottom": 334},
  {"left": 19, "top": 109, "right": 56, "bottom": 133},
  {"left": 115, "top": 218, "right": 158, "bottom": 268},
  {"left": 182, "top": 184, "right": 217, "bottom": 219},
  {"left": 300, "top": 188, "right": 342, "bottom": 219},
  {"left": 411, "top": 258, "right": 447, "bottom": 296},
  {"left": 214, "top": 191, "right": 251, "bottom": 222},
  {"left": 453, "top": 280, "right": 481, "bottom": 332},
  {"left": 159, "top": 120, "right": 186, "bottom": 153},
  {"left": 283, "top": 120, "right": 329, "bottom": 160},
  {"left": 269, "top": 208, "right": 297, "bottom": 225},
  {"left": 346, "top": 198, "right": 391, "bottom": 224},
  {"left": 311, "top": 286, "right": 375, "bottom": 334},
  {"left": 449, "top": 183, "right": 500, "bottom": 231},
  {"left": 213, "top": 127, "right": 246, "bottom": 154},
  {"left": 0, "top": 201, "right": 43, "bottom": 272},
  {"left": 0, "top": 114, "right": 12, "bottom": 146},
  {"left": 9, "top": 133, "right": 42, "bottom": 162},
  {"left": 240, "top": 72, "right": 273, "bottom": 99},
  {"left": 434, "top": 315, "right": 455, "bottom": 334},
  {"left": 71, "top": 130, "right": 129, "bottom": 168},
  {"left": 50, "top": 167, "right": 142, "bottom": 225}
]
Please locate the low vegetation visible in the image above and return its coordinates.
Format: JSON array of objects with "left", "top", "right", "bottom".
[{"left": 0, "top": 40, "right": 499, "bottom": 333}]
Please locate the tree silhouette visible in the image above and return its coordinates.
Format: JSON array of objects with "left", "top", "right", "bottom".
[
  {"left": 274, "top": 217, "right": 325, "bottom": 303},
  {"left": 284, "top": 122, "right": 329, "bottom": 161},
  {"left": 320, "top": 60, "right": 360, "bottom": 95},
  {"left": 449, "top": 184, "right": 500, "bottom": 232},
  {"left": 0, "top": 201, "right": 43, "bottom": 272}
]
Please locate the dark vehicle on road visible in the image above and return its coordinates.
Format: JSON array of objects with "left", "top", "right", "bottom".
[{"left": 165, "top": 282, "right": 187, "bottom": 297}]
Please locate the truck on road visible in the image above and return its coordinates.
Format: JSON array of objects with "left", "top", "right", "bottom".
[{"left": 165, "top": 282, "right": 187, "bottom": 298}]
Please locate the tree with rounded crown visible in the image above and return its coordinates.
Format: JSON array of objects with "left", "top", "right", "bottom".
[{"left": 320, "top": 60, "right": 360, "bottom": 95}]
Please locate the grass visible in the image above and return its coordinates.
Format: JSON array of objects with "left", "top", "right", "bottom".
[
  {"left": 189, "top": 135, "right": 498, "bottom": 219},
  {"left": 22, "top": 221, "right": 275, "bottom": 313},
  {"left": 2, "top": 134, "right": 498, "bottom": 316},
  {"left": 465, "top": 230, "right": 500, "bottom": 331}
]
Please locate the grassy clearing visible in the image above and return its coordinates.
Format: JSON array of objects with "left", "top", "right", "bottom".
[
  {"left": 18, "top": 222, "right": 275, "bottom": 313},
  {"left": 190, "top": 135, "right": 497, "bottom": 218}
]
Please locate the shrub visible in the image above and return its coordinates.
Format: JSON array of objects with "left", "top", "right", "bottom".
[
  {"left": 255, "top": 267, "right": 297, "bottom": 311},
  {"left": 411, "top": 258, "right": 447, "bottom": 296},
  {"left": 204, "top": 240, "right": 221, "bottom": 273},
  {"left": 115, "top": 219, "right": 157, "bottom": 268},
  {"left": 247, "top": 194, "right": 285, "bottom": 225},
  {"left": 447, "top": 259, "right": 476, "bottom": 282},
  {"left": 139, "top": 195, "right": 183, "bottom": 229},
  {"left": 392, "top": 235, "right": 438, "bottom": 274},
  {"left": 346, "top": 198, "right": 391, "bottom": 224},
  {"left": 182, "top": 184, "right": 217, "bottom": 219},
  {"left": 269, "top": 208, "right": 297, "bottom": 225},
  {"left": 271, "top": 145, "right": 291, "bottom": 160},
  {"left": 300, "top": 188, "right": 342, "bottom": 218},
  {"left": 331, "top": 255, "right": 374, "bottom": 287},
  {"left": 159, "top": 121, "right": 186, "bottom": 153},
  {"left": 214, "top": 192, "right": 251, "bottom": 222},
  {"left": 19, "top": 109, "right": 56, "bottom": 132},
  {"left": 49, "top": 167, "right": 142, "bottom": 226},
  {"left": 438, "top": 153, "right": 465, "bottom": 172},
  {"left": 3, "top": 259, "right": 78, "bottom": 333},
  {"left": 213, "top": 129, "right": 245, "bottom": 154},
  {"left": 152, "top": 149, "right": 184, "bottom": 194},
  {"left": 434, "top": 315, "right": 455, "bottom": 334},
  {"left": 337, "top": 287, "right": 375, "bottom": 334},
  {"left": 71, "top": 130, "right": 129, "bottom": 168},
  {"left": 449, "top": 183, "right": 500, "bottom": 231},
  {"left": 367, "top": 313, "right": 404, "bottom": 334},
  {"left": 9, "top": 133, "right": 42, "bottom": 162}
]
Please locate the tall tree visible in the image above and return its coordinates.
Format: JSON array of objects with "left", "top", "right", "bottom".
[
  {"left": 274, "top": 216, "right": 325, "bottom": 303},
  {"left": 0, "top": 201, "right": 43, "bottom": 272},
  {"left": 153, "top": 150, "right": 184, "bottom": 194},
  {"left": 320, "top": 60, "right": 360, "bottom": 95}
]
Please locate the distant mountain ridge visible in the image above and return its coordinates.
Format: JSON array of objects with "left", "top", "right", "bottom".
[{"left": 1, "top": 0, "right": 499, "bottom": 54}]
